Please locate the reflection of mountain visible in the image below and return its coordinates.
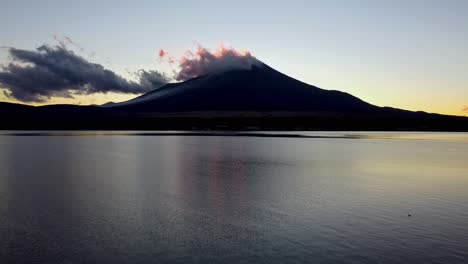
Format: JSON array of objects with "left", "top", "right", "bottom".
[{"left": 1, "top": 63, "right": 467, "bottom": 131}]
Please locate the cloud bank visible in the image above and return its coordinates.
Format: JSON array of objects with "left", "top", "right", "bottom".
[
  {"left": 0, "top": 45, "right": 168, "bottom": 102},
  {"left": 0, "top": 42, "right": 260, "bottom": 103}
]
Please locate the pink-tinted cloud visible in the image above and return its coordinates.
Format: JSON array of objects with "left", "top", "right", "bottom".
[
  {"left": 158, "top": 49, "right": 167, "bottom": 59},
  {"left": 157, "top": 49, "right": 176, "bottom": 64},
  {"left": 174, "top": 44, "right": 261, "bottom": 81},
  {"left": 463, "top": 106, "right": 468, "bottom": 111}
]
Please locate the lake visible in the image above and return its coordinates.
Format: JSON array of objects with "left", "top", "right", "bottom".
[{"left": 0, "top": 132, "right": 467, "bottom": 263}]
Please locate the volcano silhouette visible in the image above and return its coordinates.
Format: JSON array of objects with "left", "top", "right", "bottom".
[
  {"left": 108, "top": 63, "right": 377, "bottom": 113},
  {"left": 1, "top": 62, "right": 467, "bottom": 130}
]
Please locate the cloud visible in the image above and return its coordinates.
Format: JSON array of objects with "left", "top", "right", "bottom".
[
  {"left": 0, "top": 45, "right": 169, "bottom": 102},
  {"left": 136, "top": 70, "right": 169, "bottom": 89},
  {"left": 174, "top": 44, "right": 261, "bottom": 81},
  {"left": 463, "top": 106, "right": 468, "bottom": 111},
  {"left": 158, "top": 49, "right": 167, "bottom": 59},
  {"left": 0, "top": 42, "right": 261, "bottom": 103}
]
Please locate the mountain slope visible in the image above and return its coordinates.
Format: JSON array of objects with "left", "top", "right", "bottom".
[
  {"left": 1, "top": 63, "right": 467, "bottom": 130},
  {"left": 108, "top": 63, "right": 378, "bottom": 113}
]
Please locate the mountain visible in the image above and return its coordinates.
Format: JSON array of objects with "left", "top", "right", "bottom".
[
  {"left": 1, "top": 63, "right": 467, "bottom": 131},
  {"left": 107, "top": 63, "right": 378, "bottom": 113}
]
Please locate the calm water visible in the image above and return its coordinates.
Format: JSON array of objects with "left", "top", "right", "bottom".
[{"left": 0, "top": 132, "right": 467, "bottom": 263}]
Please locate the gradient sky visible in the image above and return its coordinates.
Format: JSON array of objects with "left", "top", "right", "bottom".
[{"left": 1, "top": 0, "right": 467, "bottom": 115}]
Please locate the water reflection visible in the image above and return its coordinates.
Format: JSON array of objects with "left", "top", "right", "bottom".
[
  {"left": 2, "top": 131, "right": 468, "bottom": 143},
  {"left": 0, "top": 133, "right": 467, "bottom": 263}
]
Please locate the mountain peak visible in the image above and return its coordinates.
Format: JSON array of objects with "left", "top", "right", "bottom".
[{"left": 107, "top": 62, "right": 376, "bottom": 113}]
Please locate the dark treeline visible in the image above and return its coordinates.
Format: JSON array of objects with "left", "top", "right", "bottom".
[{"left": 1, "top": 102, "right": 467, "bottom": 131}]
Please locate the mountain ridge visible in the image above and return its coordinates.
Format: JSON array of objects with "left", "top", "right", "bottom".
[
  {"left": 1, "top": 62, "right": 467, "bottom": 131},
  {"left": 106, "top": 63, "right": 379, "bottom": 113}
]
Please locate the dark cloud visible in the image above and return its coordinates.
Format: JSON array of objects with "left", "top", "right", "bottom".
[
  {"left": 174, "top": 45, "right": 261, "bottom": 81},
  {"left": 0, "top": 45, "right": 169, "bottom": 102}
]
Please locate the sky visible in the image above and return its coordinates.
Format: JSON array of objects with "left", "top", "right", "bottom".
[{"left": 0, "top": 0, "right": 467, "bottom": 116}]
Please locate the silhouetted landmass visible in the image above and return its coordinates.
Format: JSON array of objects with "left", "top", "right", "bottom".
[{"left": 1, "top": 63, "right": 467, "bottom": 131}]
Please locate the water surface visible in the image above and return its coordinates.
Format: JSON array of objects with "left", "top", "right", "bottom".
[{"left": 0, "top": 132, "right": 467, "bottom": 263}]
